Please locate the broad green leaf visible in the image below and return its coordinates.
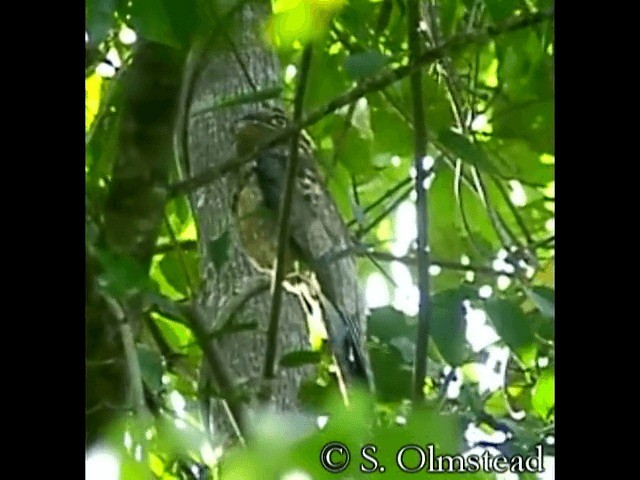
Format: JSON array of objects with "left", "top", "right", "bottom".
[
  {"left": 437, "top": 130, "right": 498, "bottom": 174},
  {"left": 483, "top": 0, "right": 519, "bottom": 22},
  {"left": 335, "top": 127, "right": 374, "bottom": 174},
  {"left": 484, "top": 389, "right": 510, "bottom": 417},
  {"left": 303, "top": 45, "right": 350, "bottom": 111},
  {"left": 485, "top": 298, "right": 536, "bottom": 367},
  {"left": 423, "top": 75, "right": 455, "bottom": 134},
  {"left": 86, "top": 0, "right": 118, "bottom": 47},
  {"left": 369, "top": 101, "right": 414, "bottom": 157},
  {"left": 524, "top": 286, "right": 554, "bottom": 318},
  {"left": 485, "top": 138, "right": 554, "bottom": 185},
  {"left": 531, "top": 367, "right": 554, "bottom": 419},
  {"left": 136, "top": 344, "right": 164, "bottom": 394},
  {"left": 268, "top": 0, "right": 346, "bottom": 51},
  {"left": 128, "top": 0, "right": 180, "bottom": 48},
  {"left": 431, "top": 287, "right": 474, "bottom": 366},
  {"left": 95, "top": 250, "right": 153, "bottom": 298},
  {"left": 344, "top": 51, "right": 388, "bottom": 80},
  {"left": 158, "top": 250, "right": 198, "bottom": 297},
  {"left": 368, "top": 306, "right": 414, "bottom": 343},
  {"left": 492, "top": 98, "right": 554, "bottom": 154}
]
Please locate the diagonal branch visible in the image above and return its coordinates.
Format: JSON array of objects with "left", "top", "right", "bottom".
[
  {"left": 168, "top": 8, "right": 554, "bottom": 198},
  {"left": 261, "top": 45, "right": 314, "bottom": 398}
]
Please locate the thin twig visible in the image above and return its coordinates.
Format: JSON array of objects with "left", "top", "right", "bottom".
[
  {"left": 356, "top": 185, "right": 413, "bottom": 239},
  {"left": 185, "top": 302, "right": 246, "bottom": 443},
  {"left": 347, "top": 177, "right": 412, "bottom": 228},
  {"left": 261, "top": 45, "right": 314, "bottom": 399},
  {"left": 102, "top": 295, "right": 150, "bottom": 417},
  {"left": 154, "top": 239, "right": 198, "bottom": 255},
  {"left": 209, "top": 275, "right": 271, "bottom": 336},
  {"left": 407, "top": 0, "right": 432, "bottom": 403},
  {"left": 168, "top": 9, "right": 554, "bottom": 198},
  {"left": 364, "top": 250, "right": 516, "bottom": 277}
]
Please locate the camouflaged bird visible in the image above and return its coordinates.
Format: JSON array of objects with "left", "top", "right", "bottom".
[{"left": 233, "top": 107, "right": 375, "bottom": 393}]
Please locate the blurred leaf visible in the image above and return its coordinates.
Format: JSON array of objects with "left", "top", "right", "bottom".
[
  {"left": 483, "top": 0, "right": 519, "bottom": 22},
  {"left": 431, "top": 287, "right": 474, "bottom": 366},
  {"left": 438, "top": 130, "right": 497, "bottom": 174},
  {"left": 137, "top": 344, "right": 164, "bottom": 394},
  {"left": 484, "top": 389, "right": 510, "bottom": 417},
  {"left": 304, "top": 45, "right": 350, "bottom": 111},
  {"left": 492, "top": 98, "right": 554, "bottom": 154},
  {"left": 485, "top": 138, "right": 554, "bottom": 185},
  {"left": 336, "top": 127, "right": 374, "bottom": 174},
  {"left": 534, "top": 259, "right": 554, "bottom": 287},
  {"left": 531, "top": 367, "right": 554, "bottom": 419},
  {"left": 524, "top": 286, "right": 554, "bottom": 318},
  {"left": 158, "top": 250, "right": 197, "bottom": 297},
  {"left": 345, "top": 51, "right": 388, "bottom": 80},
  {"left": 485, "top": 298, "right": 536, "bottom": 367},
  {"left": 86, "top": 0, "right": 118, "bottom": 47},
  {"left": 95, "top": 250, "right": 153, "bottom": 298},
  {"left": 128, "top": 0, "right": 180, "bottom": 48},
  {"left": 268, "top": 0, "right": 346, "bottom": 50},
  {"left": 423, "top": 75, "right": 455, "bottom": 134},
  {"left": 370, "top": 101, "right": 414, "bottom": 157}
]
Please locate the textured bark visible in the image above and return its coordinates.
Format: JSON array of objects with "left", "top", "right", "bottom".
[{"left": 185, "top": 3, "right": 314, "bottom": 447}]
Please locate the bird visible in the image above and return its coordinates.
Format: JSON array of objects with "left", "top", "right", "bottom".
[{"left": 232, "top": 106, "right": 375, "bottom": 393}]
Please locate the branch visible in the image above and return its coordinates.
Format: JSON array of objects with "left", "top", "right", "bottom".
[
  {"left": 184, "top": 302, "right": 246, "bottom": 440},
  {"left": 209, "top": 275, "right": 271, "bottom": 336},
  {"left": 356, "top": 184, "right": 413, "bottom": 239},
  {"left": 347, "top": 177, "right": 412, "bottom": 228},
  {"left": 261, "top": 45, "right": 314, "bottom": 398},
  {"left": 154, "top": 239, "right": 197, "bottom": 255},
  {"left": 408, "top": 0, "right": 433, "bottom": 403},
  {"left": 365, "top": 250, "right": 516, "bottom": 277},
  {"left": 168, "top": 8, "right": 554, "bottom": 198},
  {"left": 101, "top": 295, "right": 150, "bottom": 418}
]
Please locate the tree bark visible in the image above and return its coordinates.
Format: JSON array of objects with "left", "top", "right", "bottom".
[{"left": 184, "top": 2, "right": 314, "bottom": 447}]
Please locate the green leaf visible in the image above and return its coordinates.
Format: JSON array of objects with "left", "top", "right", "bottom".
[
  {"left": 304, "top": 46, "right": 350, "bottom": 111},
  {"left": 369, "top": 345, "right": 412, "bottom": 401},
  {"left": 485, "top": 139, "right": 554, "bottom": 185},
  {"left": 137, "top": 344, "right": 164, "bottom": 394},
  {"left": 336, "top": 127, "right": 374, "bottom": 174},
  {"left": 279, "top": 350, "right": 323, "bottom": 367},
  {"left": 485, "top": 298, "right": 536, "bottom": 367},
  {"left": 531, "top": 367, "right": 554, "bottom": 419},
  {"left": 128, "top": 0, "right": 180, "bottom": 48},
  {"left": 524, "top": 286, "right": 554, "bottom": 318},
  {"left": 437, "top": 130, "right": 497, "bottom": 174},
  {"left": 344, "top": 51, "right": 388, "bottom": 80},
  {"left": 369, "top": 102, "right": 414, "bottom": 157},
  {"left": 86, "top": 0, "right": 118, "bottom": 47},
  {"left": 483, "top": 0, "right": 519, "bottom": 22},
  {"left": 492, "top": 98, "right": 554, "bottom": 155},
  {"left": 368, "top": 306, "right": 413, "bottom": 342},
  {"left": 484, "top": 390, "right": 510, "bottom": 417},
  {"left": 208, "top": 230, "right": 230, "bottom": 270},
  {"left": 431, "top": 287, "right": 474, "bottom": 366},
  {"left": 423, "top": 75, "right": 454, "bottom": 134},
  {"left": 95, "top": 250, "right": 153, "bottom": 298}
]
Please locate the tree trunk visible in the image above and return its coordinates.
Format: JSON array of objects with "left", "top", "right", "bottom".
[{"left": 184, "top": 2, "right": 314, "bottom": 447}]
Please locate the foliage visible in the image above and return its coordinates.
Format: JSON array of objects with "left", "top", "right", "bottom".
[{"left": 86, "top": 0, "right": 554, "bottom": 478}]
